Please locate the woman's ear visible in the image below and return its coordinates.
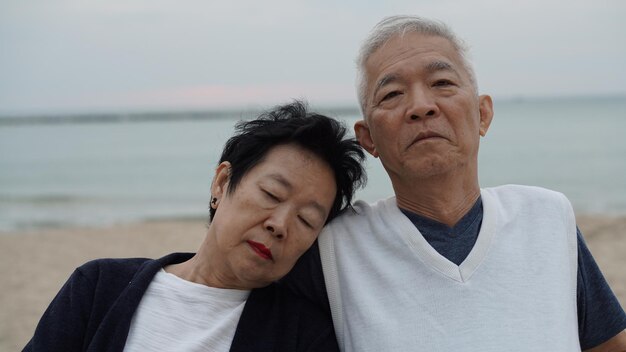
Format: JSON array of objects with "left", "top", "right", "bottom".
[{"left": 210, "top": 161, "right": 232, "bottom": 208}]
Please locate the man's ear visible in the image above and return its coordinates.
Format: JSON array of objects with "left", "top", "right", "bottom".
[
  {"left": 478, "top": 95, "right": 494, "bottom": 137},
  {"left": 354, "top": 120, "right": 379, "bottom": 158},
  {"left": 210, "top": 161, "right": 232, "bottom": 207}
]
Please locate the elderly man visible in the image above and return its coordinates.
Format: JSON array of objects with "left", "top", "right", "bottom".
[{"left": 285, "top": 15, "right": 626, "bottom": 351}]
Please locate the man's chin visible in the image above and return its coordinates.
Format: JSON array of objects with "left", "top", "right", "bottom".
[{"left": 409, "top": 158, "right": 453, "bottom": 176}]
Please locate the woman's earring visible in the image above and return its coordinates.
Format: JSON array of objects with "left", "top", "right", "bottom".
[{"left": 211, "top": 197, "right": 218, "bottom": 207}]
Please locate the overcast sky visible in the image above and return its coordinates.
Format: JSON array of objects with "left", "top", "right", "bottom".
[{"left": 1, "top": 0, "right": 625, "bottom": 115}]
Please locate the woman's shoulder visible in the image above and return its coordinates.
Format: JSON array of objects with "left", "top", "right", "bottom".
[
  {"left": 76, "top": 253, "right": 194, "bottom": 282},
  {"left": 75, "top": 257, "right": 152, "bottom": 281}
]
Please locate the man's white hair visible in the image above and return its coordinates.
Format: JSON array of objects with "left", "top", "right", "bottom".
[{"left": 355, "top": 15, "right": 478, "bottom": 118}]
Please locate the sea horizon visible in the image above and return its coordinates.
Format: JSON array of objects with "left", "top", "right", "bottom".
[
  {"left": 1, "top": 95, "right": 625, "bottom": 232},
  {"left": 1, "top": 94, "right": 624, "bottom": 125}
]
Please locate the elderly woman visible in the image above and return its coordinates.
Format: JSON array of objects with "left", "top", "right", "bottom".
[{"left": 25, "top": 101, "right": 366, "bottom": 352}]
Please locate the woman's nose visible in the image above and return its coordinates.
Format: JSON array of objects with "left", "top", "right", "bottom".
[
  {"left": 265, "top": 224, "right": 284, "bottom": 239},
  {"left": 265, "top": 211, "right": 288, "bottom": 239}
]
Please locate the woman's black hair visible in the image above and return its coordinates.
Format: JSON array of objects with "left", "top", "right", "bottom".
[{"left": 210, "top": 100, "right": 366, "bottom": 224}]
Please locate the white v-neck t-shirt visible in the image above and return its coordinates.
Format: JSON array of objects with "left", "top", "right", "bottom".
[
  {"left": 123, "top": 269, "right": 250, "bottom": 352},
  {"left": 319, "top": 185, "right": 579, "bottom": 351}
]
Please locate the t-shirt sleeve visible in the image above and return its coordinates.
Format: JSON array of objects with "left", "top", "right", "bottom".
[
  {"left": 577, "top": 227, "right": 626, "bottom": 349},
  {"left": 23, "top": 265, "right": 96, "bottom": 351}
]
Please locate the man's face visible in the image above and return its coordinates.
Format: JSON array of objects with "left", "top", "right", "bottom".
[{"left": 355, "top": 32, "right": 493, "bottom": 184}]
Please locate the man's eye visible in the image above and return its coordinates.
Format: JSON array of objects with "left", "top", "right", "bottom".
[
  {"left": 380, "top": 91, "right": 401, "bottom": 102},
  {"left": 433, "top": 79, "right": 453, "bottom": 87}
]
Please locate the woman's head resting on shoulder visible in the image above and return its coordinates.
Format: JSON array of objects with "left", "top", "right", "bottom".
[
  {"left": 207, "top": 100, "right": 366, "bottom": 289},
  {"left": 211, "top": 100, "right": 366, "bottom": 224}
]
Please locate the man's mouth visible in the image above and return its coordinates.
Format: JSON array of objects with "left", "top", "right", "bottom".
[
  {"left": 410, "top": 131, "right": 445, "bottom": 147},
  {"left": 247, "top": 240, "right": 273, "bottom": 260}
]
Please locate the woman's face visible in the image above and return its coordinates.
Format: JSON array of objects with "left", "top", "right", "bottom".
[{"left": 209, "top": 143, "right": 336, "bottom": 289}]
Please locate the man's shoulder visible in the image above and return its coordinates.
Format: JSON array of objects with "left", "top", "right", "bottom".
[
  {"left": 482, "top": 185, "right": 576, "bottom": 235},
  {"left": 326, "top": 197, "right": 396, "bottom": 227},
  {"left": 484, "top": 184, "right": 564, "bottom": 196},
  {"left": 483, "top": 184, "right": 570, "bottom": 207}
]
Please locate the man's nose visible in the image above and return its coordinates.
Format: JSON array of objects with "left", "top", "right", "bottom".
[{"left": 405, "top": 87, "right": 439, "bottom": 121}]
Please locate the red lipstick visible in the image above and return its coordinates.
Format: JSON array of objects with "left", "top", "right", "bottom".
[{"left": 247, "top": 240, "right": 273, "bottom": 260}]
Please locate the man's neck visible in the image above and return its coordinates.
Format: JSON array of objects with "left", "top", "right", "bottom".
[{"left": 392, "top": 173, "right": 481, "bottom": 227}]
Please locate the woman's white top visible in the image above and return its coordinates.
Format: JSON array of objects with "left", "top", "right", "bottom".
[{"left": 123, "top": 269, "right": 250, "bottom": 352}]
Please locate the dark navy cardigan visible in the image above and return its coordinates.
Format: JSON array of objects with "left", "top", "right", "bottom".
[{"left": 24, "top": 252, "right": 338, "bottom": 352}]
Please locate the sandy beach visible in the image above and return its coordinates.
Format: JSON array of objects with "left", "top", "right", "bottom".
[{"left": 1, "top": 215, "right": 625, "bottom": 350}]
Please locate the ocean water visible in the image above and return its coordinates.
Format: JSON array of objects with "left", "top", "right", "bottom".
[{"left": 1, "top": 97, "right": 625, "bottom": 232}]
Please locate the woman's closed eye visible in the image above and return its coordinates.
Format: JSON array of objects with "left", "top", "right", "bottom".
[
  {"left": 262, "top": 190, "right": 281, "bottom": 202},
  {"left": 297, "top": 215, "right": 314, "bottom": 229}
]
